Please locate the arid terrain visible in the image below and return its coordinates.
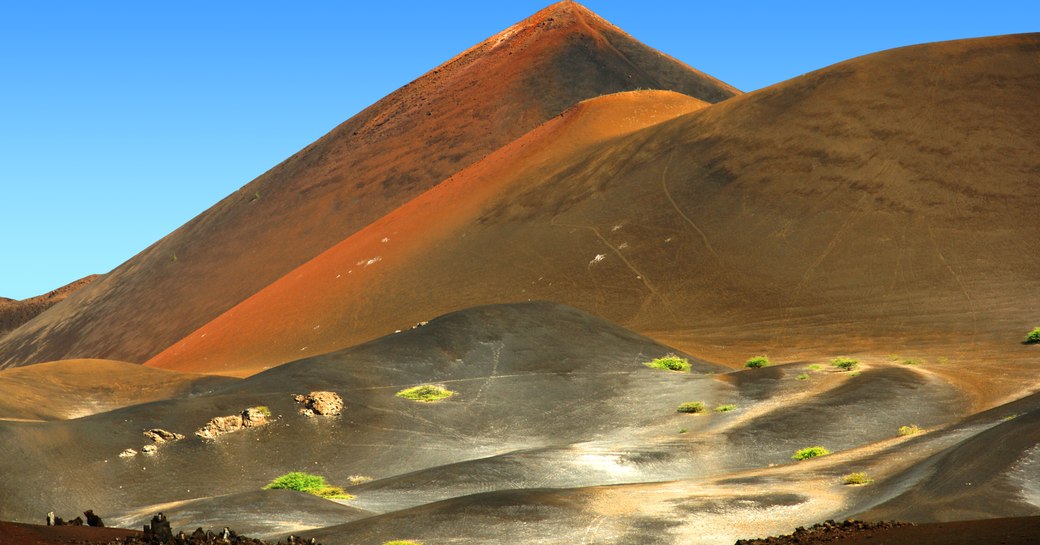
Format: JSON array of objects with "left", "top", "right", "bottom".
[{"left": 1, "top": 2, "right": 1037, "bottom": 544}]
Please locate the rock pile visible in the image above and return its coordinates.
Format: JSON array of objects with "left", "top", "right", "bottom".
[
  {"left": 293, "top": 391, "right": 343, "bottom": 417},
  {"left": 195, "top": 407, "right": 271, "bottom": 439},
  {"left": 121, "top": 428, "right": 186, "bottom": 458},
  {"left": 733, "top": 519, "right": 913, "bottom": 545},
  {"left": 144, "top": 429, "right": 185, "bottom": 444}
]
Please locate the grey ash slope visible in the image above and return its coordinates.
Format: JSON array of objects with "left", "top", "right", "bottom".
[
  {"left": 0, "top": 303, "right": 721, "bottom": 524},
  {"left": 0, "top": 302, "right": 988, "bottom": 545}
]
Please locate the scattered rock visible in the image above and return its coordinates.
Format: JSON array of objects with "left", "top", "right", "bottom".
[
  {"left": 144, "top": 429, "right": 185, "bottom": 444},
  {"left": 142, "top": 445, "right": 158, "bottom": 455},
  {"left": 241, "top": 407, "right": 270, "bottom": 428},
  {"left": 84, "top": 509, "right": 104, "bottom": 527},
  {"left": 195, "top": 407, "right": 270, "bottom": 439},
  {"left": 119, "top": 448, "right": 138, "bottom": 458},
  {"left": 293, "top": 391, "right": 343, "bottom": 417},
  {"left": 733, "top": 519, "right": 913, "bottom": 545},
  {"left": 136, "top": 512, "right": 322, "bottom": 545}
]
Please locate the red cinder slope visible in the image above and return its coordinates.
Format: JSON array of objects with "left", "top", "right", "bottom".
[
  {"left": 149, "top": 34, "right": 1040, "bottom": 383},
  {"left": 146, "top": 90, "right": 710, "bottom": 375},
  {"left": 0, "top": 1, "right": 738, "bottom": 369}
]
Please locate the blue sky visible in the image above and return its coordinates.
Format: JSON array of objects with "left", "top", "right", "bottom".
[{"left": 1, "top": 1, "right": 1035, "bottom": 299}]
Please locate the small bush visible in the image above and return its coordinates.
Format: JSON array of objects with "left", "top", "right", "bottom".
[
  {"left": 677, "top": 402, "right": 705, "bottom": 414},
  {"left": 796, "top": 373, "right": 809, "bottom": 381},
  {"left": 807, "top": 364, "right": 821, "bottom": 371},
  {"left": 714, "top": 404, "right": 738, "bottom": 412},
  {"left": 315, "top": 486, "right": 354, "bottom": 500},
  {"left": 902, "top": 358, "right": 921, "bottom": 365},
  {"left": 1026, "top": 327, "right": 1040, "bottom": 344},
  {"left": 347, "top": 475, "right": 373, "bottom": 485},
  {"left": 263, "top": 472, "right": 326, "bottom": 493},
  {"left": 745, "top": 355, "right": 770, "bottom": 369},
  {"left": 792, "top": 446, "right": 831, "bottom": 460},
  {"left": 898, "top": 424, "right": 922, "bottom": 436},
  {"left": 263, "top": 472, "right": 354, "bottom": 500},
  {"left": 831, "top": 357, "right": 859, "bottom": 372},
  {"left": 644, "top": 355, "right": 691, "bottom": 372},
  {"left": 842, "top": 472, "right": 873, "bottom": 485},
  {"left": 396, "top": 384, "right": 455, "bottom": 402},
  {"left": 255, "top": 406, "right": 272, "bottom": 417},
  {"left": 678, "top": 428, "right": 688, "bottom": 434}
]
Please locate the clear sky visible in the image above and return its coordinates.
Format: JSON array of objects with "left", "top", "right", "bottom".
[{"left": 1, "top": 0, "right": 1036, "bottom": 299}]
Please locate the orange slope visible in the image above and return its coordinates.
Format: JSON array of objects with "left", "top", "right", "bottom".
[
  {"left": 146, "top": 90, "right": 710, "bottom": 375},
  {"left": 0, "top": 1, "right": 739, "bottom": 370},
  {"left": 148, "top": 34, "right": 1040, "bottom": 383}
]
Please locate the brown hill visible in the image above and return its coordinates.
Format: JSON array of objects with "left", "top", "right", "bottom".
[
  {"left": 147, "top": 89, "right": 711, "bottom": 375},
  {"left": 0, "top": 359, "right": 234, "bottom": 421},
  {"left": 0, "top": 275, "right": 99, "bottom": 339},
  {"left": 0, "top": 1, "right": 738, "bottom": 370},
  {"left": 148, "top": 34, "right": 1040, "bottom": 384}
]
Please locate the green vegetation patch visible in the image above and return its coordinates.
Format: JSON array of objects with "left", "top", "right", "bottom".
[
  {"left": 842, "top": 472, "right": 873, "bottom": 485},
  {"left": 676, "top": 401, "right": 706, "bottom": 414},
  {"left": 382, "top": 541, "right": 423, "bottom": 545},
  {"left": 644, "top": 355, "right": 691, "bottom": 372},
  {"left": 898, "top": 424, "right": 922, "bottom": 436},
  {"left": 796, "top": 373, "right": 809, "bottom": 381},
  {"left": 830, "top": 357, "right": 859, "bottom": 372},
  {"left": 396, "top": 384, "right": 455, "bottom": 402},
  {"left": 714, "top": 404, "right": 738, "bottom": 413},
  {"left": 1026, "top": 327, "right": 1040, "bottom": 344},
  {"left": 807, "top": 364, "right": 821, "bottom": 371},
  {"left": 255, "top": 406, "right": 272, "bottom": 417},
  {"left": 744, "top": 355, "right": 770, "bottom": 368},
  {"left": 792, "top": 446, "right": 831, "bottom": 461},
  {"left": 263, "top": 472, "right": 354, "bottom": 500}
]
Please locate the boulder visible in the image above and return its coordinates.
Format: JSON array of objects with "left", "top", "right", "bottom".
[
  {"left": 144, "top": 428, "right": 185, "bottom": 444},
  {"left": 119, "top": 448, "right": 138, "bottom": 458},
  {"left": 293, "top": 391, "right": 343, "bottom": 417}
]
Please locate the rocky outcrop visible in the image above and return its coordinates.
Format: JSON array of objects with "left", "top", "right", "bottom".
[
  {"left": 195, "top": 407, "right": 270, "bottom": 439},
  {"left": 119, "top": 448, "right": 138, "bottom": 458},
  {"left": 293, "top": 391, "right": 343, "bottom": 417},
  {"left": 144, "top": 429, "right": 185, "bottom": 444}
]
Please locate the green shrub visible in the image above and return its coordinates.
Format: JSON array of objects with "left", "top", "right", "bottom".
[
  {"left": 644, "top": 355, "right": 691, "bottom": 372},
  {"left": 263, "top": 472, "right": 354, "bottom": 500},
  {"left": 796, "top": 373, "right": 809, "bottom": 381},
  {"left": 714, "top": 404, "right": 738, "bottom": 412},
  {"left": 902, "top": 358, "right": 921, "bottom": 365},
  {"left": 263, "top": 472, "right": 326, "bottom": 493},
  {"left": 831, "top": 357, "right": 859, "bottom": 372},
  {"left": 1026, "top": 327, "right": 1040, "bottom": 344},
  {"left": 255, "top": 406, "right": 272, "bottom": 417},
  {"left": 396, "top": 384, "right": 455, "bottom": 402},
  {"left": 898, "top": 424, "right": 922, "bottom": 436},
  {"left": 678, "top": 428, "right": 688, "bottom": 434},
  {"left": 676, "top": 402, "right": 705, "bottom": 414},
  {"left": 842, "top": 472, "right": 873, "bottom": 485},
  {"left": 745, "top": 355, "right": 770, "bottom": 369},
  {"left": 792, "top": 446, "right": 831, "bottom": 460},
  {"left": 807, "top": 364, "right": 821, "bottom": 371}
]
